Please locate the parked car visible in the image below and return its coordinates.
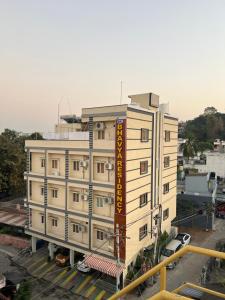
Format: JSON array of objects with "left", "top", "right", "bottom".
[
  {"left": 55, "top": 248, "right": 70, "bottom": 267},
  {"left": 175, "top": 233, "right": 191, "bottom": 246},
  {"left": 77, "top": 260, "right": 91, "bottom": 273},
  {"left": 160, "top": 240, "right": 183, "bottom": 269}
]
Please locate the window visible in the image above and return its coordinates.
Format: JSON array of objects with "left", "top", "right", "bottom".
[
  {"left": 97, "top": 162, "right": 105, "bottom": 174},
  {"left": 52, "top": 218, "right": 58, "bottom": 227},
  {"left": 164, "top": 156, "right": 170, "bottom": 168},
  {"left": 140, "top": 161, "right": 148, "bottom": 175},
  {"left": 41, "top": 158, "right": 45, "bottom": 168},
  {"left": 97, "top": 230, "right": 104, "bottom": 240},
  {"left": 97, "top": 197, "right": 104, "bottom": 207},
  {"left": 165, "top": 131, "right": 170, "bottom": 142},
  {"left": 97, "top": 130, "right": 105, "bottom": 140},
  {"left": 163, "top": 208, "right": 169, "bottom": 221},
  {"left": 140, "top": 193, "right": 148, "bottom": 207},
  {"left": 141, "top": 128, "right": 149, "bottom": 142},
  {"left": 73, "top": 160, "right": 80, "bottom": 171},
  {"left": 139, "top": 224, "right": 148, "bottom": 241},
  {"left": 72, "top": 224, "right": 79, "bottom": 233},
  {"left": 72, "top": 192, "right": 79, "bottom": 202},
  {"left": 163, "top": 183, "right": 170, "bottom": 194},
  {"left": 41, "top": 187, "right": 44, "bottom": 196},
  {"left": 41, "top": 215, "right": 44, "bottom": 224},
  {"left": 52, "top": 189, "right": 58, "bottom": 198},
  {"left": 52, "top": 159, "right": 58, "bottom": 169}
]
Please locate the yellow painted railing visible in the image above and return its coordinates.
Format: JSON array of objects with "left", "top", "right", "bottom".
[{"left": 108, "top": 245, "right": 225, "bottom": 300}]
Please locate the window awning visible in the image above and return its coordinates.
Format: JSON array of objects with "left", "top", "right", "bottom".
[{"left": 84, "top": 255, "right": 124, "bottom": 278}]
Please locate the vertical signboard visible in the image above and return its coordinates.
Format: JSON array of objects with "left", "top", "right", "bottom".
[{"left": 115, "top": 118, "right": 126, "bottom": 261}]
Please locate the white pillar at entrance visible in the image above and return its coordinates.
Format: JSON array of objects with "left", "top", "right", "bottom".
[
  {"left": 70, "top": 249, "right": 74, "bottom": 267},
  {"left": 31, "top": 236, "right": 37, "bottom": 253},
  {"left": 48, "top": 242, "right": 54, "bottom": 260}
]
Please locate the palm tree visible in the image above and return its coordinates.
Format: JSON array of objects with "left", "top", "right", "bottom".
[{"left": 181, "top": 137, "right": 197, "bottom": 160}]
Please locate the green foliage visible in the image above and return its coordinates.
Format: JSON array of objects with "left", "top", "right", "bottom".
[
  {"left": 126, "top": 268, "right": 134, "bottom": 281},
  {"left": 15, "top": 282, "right": 30, "bottom": 299},
  {"left": 182, "top": 108, "right": 225, "bottom": 142},
  {"left": 134, "top": 254, "right": 142, "bottom": 271},
  {"left": 15, "top": 280, "right": 31, "bottom": 300},
  {"left": 0, "top": 129, "right": 43, "bottom": 197}
]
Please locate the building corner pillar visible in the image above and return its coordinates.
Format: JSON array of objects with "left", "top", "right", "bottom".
[
  {"left": 70, "top": 249, "right": 75, "bottom": 267},
  {"left": 31, "top": 236, "right": 37, "bottom": 253}
]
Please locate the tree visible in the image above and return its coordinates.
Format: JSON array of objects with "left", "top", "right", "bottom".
[
  {"left": 180, "top": 137, "right": 197, "bottom": 159},
  {"left": 184, "top": 108, "right": 225, "bottom": 142},
  {"left": 0, "top": 129, "right": 43, "bottom": 198},
  {"left": 204, "top": 107, "right": 217, "bottom": 115},
  {"left": 196, "top": 141, "right": 213, "bottom": 154}
]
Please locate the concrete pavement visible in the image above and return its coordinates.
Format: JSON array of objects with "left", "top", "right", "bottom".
[{"left": 128, "top": 218, "right": 225, "bottom": 299}]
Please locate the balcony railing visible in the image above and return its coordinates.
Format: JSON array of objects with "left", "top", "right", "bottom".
[
  {"left": 108, "top": 245, "right": 225, "bottom": 300},
  {"left": 43, "top": 131, "right": 89, "bottom": 140}
]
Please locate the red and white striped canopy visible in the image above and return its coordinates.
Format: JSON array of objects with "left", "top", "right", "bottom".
[{"left": 84, "top": 255, "right": 124, "bottom": 277}]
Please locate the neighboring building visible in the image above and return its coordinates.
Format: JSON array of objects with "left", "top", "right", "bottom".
[
  {"left": 24, "top": 92, "right": 178, "bottom": 285},
  {"left": 184, "top": 151, "right": 225, "bottom": 179},
  {"left": 177, "top": 173, "right": 217, "bottom": 230},
  {"left": 214, "top": 139, "right": 225, "bottom": 152}
]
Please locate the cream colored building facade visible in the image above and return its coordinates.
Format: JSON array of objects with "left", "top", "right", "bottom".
[{"left": 24, "top": 92, "right": 178, "bottom": 284}]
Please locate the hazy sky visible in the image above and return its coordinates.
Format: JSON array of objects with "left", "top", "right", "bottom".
[{"left": 1, "top": 0, "right": 225, "bottom": 133}]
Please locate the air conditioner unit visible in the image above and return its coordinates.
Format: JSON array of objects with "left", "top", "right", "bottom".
[
  {"left": 79, "top": 160, "right": 88, "bottom": 168},
  {"left": 81, "top": 194, "right": 88, "bottom": 201},
  {"left": 104, "top": 197, "right": 114, "bottom": 205},
  {"left": 95, "top": 122, "right": 105, "bottom": 130},
  {"left": 52, "top": 170, "right": 59, "bottom": 176},
  {"left": 78, "top": 225, "right": 86, "bottom": 233},
  {"left": 105, "top": 163, "right": 114, "bottom": 170}
]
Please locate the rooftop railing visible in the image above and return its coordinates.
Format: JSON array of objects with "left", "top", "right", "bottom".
[
  {"left": 108, "top": 245, "right": 225, "bottom": 300},
  {"left": 42, "top": 131, "right": 89, "bottom": 140}
]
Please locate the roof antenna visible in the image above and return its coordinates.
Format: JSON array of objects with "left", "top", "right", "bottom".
[{"left": 120, "top": 80, "right": 123, "bottom": 104}]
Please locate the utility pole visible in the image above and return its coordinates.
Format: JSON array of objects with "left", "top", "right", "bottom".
[{"left": 116, "top": 223, "right": 120, "bottom": 293}]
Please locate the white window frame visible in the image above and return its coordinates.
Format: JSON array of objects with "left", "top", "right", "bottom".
[
  {"left": 73, "top": 160, "right": 80, "bottom": 171},
  {"left": 52, "top": 189, "right": 58, "bottom": 198},
  {"left": 139, "top": 224, "right": 148, "bottom": 241},
  {"left": 140, "top": 161, "right": 148, "bottom": 175},
  {"left": 141, "top": 128, "right": 149, "bottom": 142},
  {"left": 163, "top": 183, "right": 170, "bottom": 194},
  {"left": 52, "top": 218, "right": 58, "bottom": 227},
  {"left": 52, "top": 159, "right": 59, "bottom": 169},
  {"left": 163, "top": 208, "right": 169, "bottom": 221},
  {"left": 164, "top": 156, "right": 170, "bottom": 168},
  {"left": 72, "top": 192, "right": 80, "bottom": 202},
  {"left": 97, "top": 230, "right": 104, "bottom": 240},
  {"left": 96, "top": 197, "right": 104, "bottom": 208},
  {"left": 165, "top": 131, "right": 171, "bottom": 142},
  {"left": 97, "top": 130, "right": 105, "bottom": 140},
  {"left": 41, "top": 158, "right": 45, "bottom": 168},
  {"left": 140, "top": 193, "right": 148, "bottom": 207},
  {"left": 97, "top": 162, "right": 105, "bottom": 174},
  {"left": 72, "top": 223, "right": 79, "bottom": 233}
]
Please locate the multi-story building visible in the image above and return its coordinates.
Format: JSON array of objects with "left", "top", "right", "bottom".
[{"left": 24, "top": 92, "right": 178, "bottom": 286}]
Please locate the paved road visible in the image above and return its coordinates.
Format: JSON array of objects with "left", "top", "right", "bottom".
[
  {"left": 14, "top": 248, "right": 113, "bottom": 299},
  {"left": 129, "top": 218, "right": 225, "bottom": 299}
]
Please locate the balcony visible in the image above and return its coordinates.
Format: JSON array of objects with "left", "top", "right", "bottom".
[
  {"left": 109, "top": 245, "right": 225, "bottom": 300},
  {"left": 43, "top": 131, "right": 89, "bottom": 140}
]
